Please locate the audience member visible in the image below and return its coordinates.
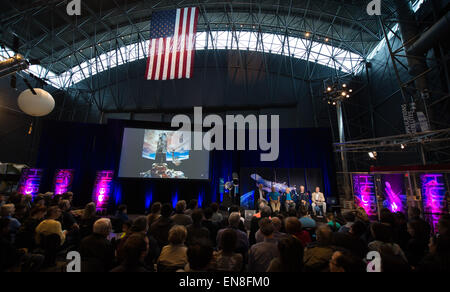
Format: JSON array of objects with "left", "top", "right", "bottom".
[
  {"left": 186, "top": 209, "right": 210, "bottom": 246},
  {"left": 326, "top": 214, "right": 341, "bottom": 232},
  {"left": 256, "top": 217, "right": 286, "bottom": 243},
  {"left": 214, "top": 228, "right": 243, "bottom": 272},
  {"left": 248, "top": 218, "right": 279, "bottom": 272},
  {"left": 111, "top": 233, "right": 150, "bottom": 272},
  {"left": 1, "top": 204, "right": 21, "bottom": 241},
  {"left": 184, "top": 200, "right": 198, "bottom": 216},
  {"left": 329, "top": 250, "right": 365, "bottom": 272},
  {"left": 210, "top": 203, "right": 223, "bottom": 224},
  {"left": 184, "top": 240, "right": 214, "bottom": 272},
  {"left": 35, "top": 206, "right": 66, "bottom": 246},
  {"left": 202, "top": 207, "right": 219, "bottom": 246},
  {"left": 285, "top": 217, "right": 311, "bottom": 247},
  {"left": 150, "top": 204, "right": 174, "bottom": 249},
  {"left": 298, "top": 206, "right": 316, "bottom": 229},
  {"left": 171, "top": 201, "right": 193, "bottom": 226},
  {"left": 147, "top": 202, "right": 162, "bottom": 227},
  {"left": 304, "top": 225, "right": 334, "bottom": 272},
  {"left": 217, "top": 212, "right": 249, "bottom": 255},
  {"left": 80, "top": 218, "right": 115, "bottom": 272},
  {"left": 339, "top": 212, "right": 355, "bottom": 233},
  {"left": 157, "top": 225, "right": 188, "bottom": 270},
  {"left": 267, "top": 236, "right": 304, "bottom": 272}
]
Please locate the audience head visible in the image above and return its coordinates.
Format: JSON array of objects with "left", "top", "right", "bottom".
[
  {"left": 161, "top": 203, "right": 173, "bottom": 218},
  {"left": 203, "top": 207, "right": 213, "bottom": 220},
  {"left": 82, "top": 202, "right": 96, "bottom": 220},
  {"left": 122, "top": 221, "right": 132, "bottom": 233},
  {"left": 259, "top": 218, "right": 275, "bottom": 237},
  {"left": 315, "top": 186, "right": 320, "bottom": 193},
  {"left": 93, "top": 218, "right": 112, "bottom": 237},
  {"left": 285, "top": 217, "right": 302, "bottom": 235},
  {"left": 343, "top": 212, "right": 355, "bottom": 223},
  {"left": 210, "top": 203, "right": 219, "bottom": 213},
  {"left": 298, "top": 206, "right": 309, "bottom": 218},
  {"left": 168, "top": 225, "right": 187, "bottom": 245},
  {"left": 187, "top": 241, "right": 213, "bottom": 271},
  {"left": 261, "top": 206, "right": 272, "bottom": 218},
  {"left": 191, "top": 209, "right": 204, "bottom": 225},
  {"left": 62, "top": 192, "right": 73, "bottom": 202},
  {"left": 220, "top": 228, "right": 237, "bottom": 254},
  {"left": 1, "top": 204, "right": 15, "bottom": 217},
  {"left": 187, "top": 199, "right": 198, "bottom": 210},
  {"left": 329, "top": 251, "right": 365, "bottom": 272},
  {"left": 150, "top": 202, "right": 162, "bottom": 214},
  {"left": 175, "top": 200, "right": 187, "bottom": 214},
  {"left": 350, "top": 221, "right": 367, "bottom": 238},
  {"left": 380, "top": 208, "right": 395, "bottom": 226},
  {"left": 277, "top": 236, "right": 304, "bottom": 272},
  {"left": 228, "top": 212, "right": 241, "bottom": 228},
  {"left": 130, "top": 216, "right": 148, "bottom": 233},
  {"left": 271, "top": 186, "right": 276, "bottom": 193},
  {"left": 316, "top": 225, "right": 333, "bottom": 245},
  {"left": 30, "top": 206, "right": 47, "bottom": 219},
  {"left": 287, "top": 207, "right": 297, "bottom": 217},
  {"left": 14, "top": 203, "right": 27, "bottom": 218},
  {"left": 47, "top": 206, "right": 62, "bottom": 219},
  {"left": 371, "top": 222, "right": 393, "bottom": 243},
  {"left": 407, "top": 219, "right": 428, "bottom": 240},
  {"left": 58, "top": 199, "right": 71, "bottom": 211},
  {"left": 429, "top": 234, "right": 450, "bottom": 255},
  {"left": 300, "top": 185, "right": 305, "bottom": 192},
  {"left": 122, "top": 233, "right": 149, "bottom": 265},
  {"left": 272, "top": 217, "right": 282, "bottom": 232},
  {"left": 118, "top": 204, "right": 128, "bottom": 214},
  {"left": 355, "top": 207, "right": 370, "bottom": 223},
  {"left": 258, "top": 184, "right": 263, "bottom": 190}
]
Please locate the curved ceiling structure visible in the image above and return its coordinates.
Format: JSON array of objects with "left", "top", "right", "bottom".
[{"left": 0, "top": 0, "right": 410, "bottom": 90}]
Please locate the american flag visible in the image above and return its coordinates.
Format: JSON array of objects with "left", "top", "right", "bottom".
[{"left": 145, "top": 7, "right": 199, "bottom": 80}]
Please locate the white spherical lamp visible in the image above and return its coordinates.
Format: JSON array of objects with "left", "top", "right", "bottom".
[{"left": 17, "top": 88, "right": 55, "bottom": 117}]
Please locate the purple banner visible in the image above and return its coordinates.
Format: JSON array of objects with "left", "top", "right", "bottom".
[
  {"left": 53, "top": 169, "right": 75, "bottom": 195},
  {"left": 380, "top": 174, "right": 406, "bottom": 214},
  {"left": 17, "top": 169, "right": 44, "bottom": 196},
  {"left": 92, "top": 171, "right": 114, "bottom": 211},
  {"left": 421, "top": 174, "right": 447, "bottom": 232},
  {"left": 352, "top": 174, "right": 378, "bottom": 218}
]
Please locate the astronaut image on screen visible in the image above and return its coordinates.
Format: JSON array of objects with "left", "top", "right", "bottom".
[{"left": 140, "top": 130, "right": 191, "bottom": 179}]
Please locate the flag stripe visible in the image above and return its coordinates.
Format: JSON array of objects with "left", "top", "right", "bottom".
[
  {"left": 186, "top": 7, "right": 196, "bottom": 79},
  {"left": 170, "top": 9, "right": 181, "bottom": 80},
  {"left": 182, "top": 8, "right": 192, "bottom": 79},
  {"left": 178, "top": 8, "right": 188, "bottom": 79},
  {"left": 146, "top": 7, "right": 198, "bottom": 80},
  {"left": 150, "top": 39, "right": 158, "bottom": 80}
]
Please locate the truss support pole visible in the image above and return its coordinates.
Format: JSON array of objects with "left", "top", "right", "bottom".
[{"left": 336, "top": 100, "right": 351, "bottom": 200}]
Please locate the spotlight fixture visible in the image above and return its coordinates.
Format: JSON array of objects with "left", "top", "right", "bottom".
[
  {"left": 401, "top": 144, "right": 406, "bottom": 150},
  {"left": 325, "top": 38, "right": 329, "bottom": 42},
  {"left": 342, "top": 84, "right": 347, "bottom": 88},
  {"left": 305, "top": 32, "right": 310, "bottom": 37},
  {"left": 368, "top": 151, "right": 377, "bottom": 160}
]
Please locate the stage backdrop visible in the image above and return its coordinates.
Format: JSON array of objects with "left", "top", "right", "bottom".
[{"left": 36, "top": 119, "right": 336, "bottom": 213}]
